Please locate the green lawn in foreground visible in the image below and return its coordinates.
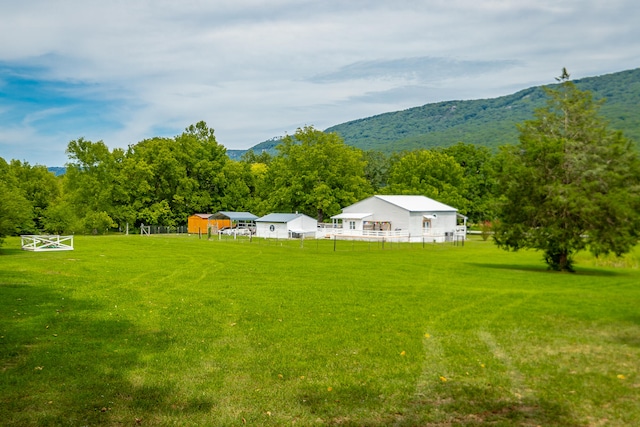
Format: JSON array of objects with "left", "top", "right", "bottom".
[{"left": 1, "top": 235, "right": 638, "bottom": 426}]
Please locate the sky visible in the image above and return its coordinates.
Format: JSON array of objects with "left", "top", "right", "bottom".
[{"left": 1, "top": 0, "right": 639, "bottom": 167}]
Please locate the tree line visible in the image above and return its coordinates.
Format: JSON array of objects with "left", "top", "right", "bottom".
[
  {"left": 2, "top": 72, "right": 639, "bottom": 271},
  {"left": 0, "top": 123, "right": 498, "bottom": 237}
]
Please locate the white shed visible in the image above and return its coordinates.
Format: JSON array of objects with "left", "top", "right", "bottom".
[
  {"left": 255, "top": 213, "right": 318, "bottom": 239},
  {"left": 329, "top": 195, "right": 466, "bottom": 242}
]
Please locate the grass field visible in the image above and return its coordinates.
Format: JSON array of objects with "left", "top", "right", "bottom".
[{"left": 1, "top": 235, "right": 639, "bottom": 426}]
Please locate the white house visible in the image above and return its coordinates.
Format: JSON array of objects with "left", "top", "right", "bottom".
[
  {"left": 326, "top": 195, "right": 466, "bottom": 242},
  {"left": 255, "top": 213, "right": 318, "bottom": 239}
]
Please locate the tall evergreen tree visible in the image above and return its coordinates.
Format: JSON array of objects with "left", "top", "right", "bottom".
[{"left": 493, "top": 70, "right": 640, "bottom": 271}]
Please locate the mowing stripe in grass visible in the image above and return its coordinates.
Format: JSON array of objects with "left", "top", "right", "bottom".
[{"left": 1, "top": 235, "right": 638, "bottom": 425}]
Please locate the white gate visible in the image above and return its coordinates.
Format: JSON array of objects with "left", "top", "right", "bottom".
[{"left": 21, "top": 235, "right": 74, "bottom": 252}]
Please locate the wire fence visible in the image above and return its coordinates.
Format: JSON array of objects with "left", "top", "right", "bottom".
[
  {"left": 198, "top": 232, "right": 466, "bottom": 252},
  {"left": 140, "top": 225, "right": 189, "bottom": 235}
]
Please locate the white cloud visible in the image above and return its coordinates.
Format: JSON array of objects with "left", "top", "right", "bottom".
[{"left": 0, "top": 0, "right": 639, "bottom": 165}]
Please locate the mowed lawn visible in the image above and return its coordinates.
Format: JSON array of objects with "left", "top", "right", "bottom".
[{"left": 1, "top": 235, "right": 639, "bottom": 426}]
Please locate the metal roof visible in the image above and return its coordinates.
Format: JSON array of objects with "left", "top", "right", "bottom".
[
  {"left": 374, "top": 195, "right": 457, "bottom": 212},
  {"left": 211, "top": 211, "right": 258, "bottom": 221},
  {"left": 256, "top": 213, "right": 305, "bottom": 223},
  {"left": 331, "top": 212, "right": 372, "bottom": 220},
  {"left": 191, "top": 213, "right": 213, "bottom": 219}
]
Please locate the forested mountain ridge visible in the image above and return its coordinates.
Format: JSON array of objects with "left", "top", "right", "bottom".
[{"left": 247, "top": 68, "right": 640, "bottom": 155}]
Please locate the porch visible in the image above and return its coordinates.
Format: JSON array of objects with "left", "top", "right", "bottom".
[{"left": 317, "top": 224, "right": 466, "bottom": 242}]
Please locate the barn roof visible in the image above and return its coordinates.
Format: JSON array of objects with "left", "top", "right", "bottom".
[
  {"left": 211, "top": 211, "right": 258, "bottom": 221},
  {"left": 191, "top": 213, "right": 213, "bottom": 219},
  {"left": 331, "top": 212, "right": 372, "bottom": 220},
  {"left": 256, "top": 213, "right": 308, "bottom": 223},
  {"left": 374, "top": 195, "right": 457, "bottom": 212}
]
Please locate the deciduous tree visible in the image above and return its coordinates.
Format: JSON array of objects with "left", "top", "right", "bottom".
[
  {"left": 64, "top": 138, "right": 118, "bottom": 233},
  {"left": 124, "top": 121, "right": 227, "bottom": 225},
  {"left": 0, "top": 158, "right": 34, "bottom": 245},
  {"left": 266, "top": 126, "right": 372, "bottom": 222},
  {"left": 385, "top": 149, "right": 468, "bottom": 212},
  {"left": 6, "top": 160, "right": 62, "bottom": 232},
  {"left": 440, "top": 142, "right": 496, "bottom": 223}
]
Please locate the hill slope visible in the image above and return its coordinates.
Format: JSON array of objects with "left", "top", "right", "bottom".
[{"left": 248, "top": 68, "right": 640, "bottom": 155}]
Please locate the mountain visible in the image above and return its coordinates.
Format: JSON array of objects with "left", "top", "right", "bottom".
[
  {"left": 247, "top": 68, "right": 640, "bottom": 154},
  {"left": 47, "top": 167, "right": 66, "bottom": 176},
  {"left": 227, "top": 137, "right": 282, "bottom": 160}
]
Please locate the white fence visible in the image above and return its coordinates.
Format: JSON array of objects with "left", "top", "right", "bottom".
[
  {"left": 316, "top": 225, "right": 467, "bottom": 242},
  {"left": 21, "top": 235, "right": 74, "bottom": 251}
]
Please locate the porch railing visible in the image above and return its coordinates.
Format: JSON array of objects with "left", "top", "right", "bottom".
[{"left": 317, "top": 224, "right": 467, "bottom": 240}]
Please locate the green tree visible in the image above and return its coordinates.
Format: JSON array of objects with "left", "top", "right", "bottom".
[
  {"left": 239, "top": 155, "right": 271, "bottom": 216},
  {"left": 125, "top": 121, "right": 227, "bottom": 225},
  {"left": 8, "top": 160, "right": 62, "bottom": 231},
  {"left": 0, "top": 158, "right": 34, "bottom": 245},
  {"left": 493, "top": 70, "right": 640, "bottom": 271},
  {"left": 385, "top": 149, "right": 467, "bottom": 212},
  {"left": 41, "top": 197, "right": 78, "bottom": 234},
  {"left": 266, "top": 126, "right": 372, "bottom": 222},
  {"left": 362, "top": 150, "right": 390, "bottom": 192},
  {"left": 220, "top": 160, "right": 253, "bottom": 211},
  {"left": 440, "top": 142, "right": 496, "bottom": 223},
  {"left": 110, "top": 154, "right": 154, "bottom": 230},
  {"left": 240, "top": 149, "right": 272, "bottom": 165},
  {"left": 64, "top": 138, "right": 119, "bottom": 233}
]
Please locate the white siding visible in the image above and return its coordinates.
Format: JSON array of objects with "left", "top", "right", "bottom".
[
  {"left": 344, "top": 197, "right": 407, "bottom": 229},
  {"left": 255, "top": 222, "right": 289, "bottom": 238},
  {"left": 340, "top": 195, "right": 461, "bottom": 242},
  {"left": 289, "top": 215, "right": 318, "bottom": 233},
  {"left": 255, "top": 214, "right": 318, "bottom": 239}
]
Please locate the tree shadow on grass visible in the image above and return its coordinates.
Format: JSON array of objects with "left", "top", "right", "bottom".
[
  {"left": 606, "top": 315, "right": 640, "bottom": 347},
  {"left": 466, "top": 262, "right": 626, "bottom": 277},
  {"left": 399, "top": 396, "right": 581, "bottom": 427},
  {"left": 296, "top": 381, "right": 579, "bottom": 426},
  {"left": 0, "top": 247, "right": 27, "bottom": 256},
  {"left": 0, "top": 279, "right": 214, "bottom": 426},
  {"left": 298, "top": 382, "right": 384, "bottom": 418}
]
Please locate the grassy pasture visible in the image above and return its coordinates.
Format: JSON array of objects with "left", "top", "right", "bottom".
[{"left": 1, "top": 235, "right": 639, "bottom": 426}]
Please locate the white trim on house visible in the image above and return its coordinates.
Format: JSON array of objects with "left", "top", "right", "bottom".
[
  {"left": 255, "top": 213, "right": 318, "bottom": 239},
  {"left": 325, "top": 195, "right": 466, "bottom": 242},
  {"left": 331, "top": 212, "right": 372, "bottom": 220}
]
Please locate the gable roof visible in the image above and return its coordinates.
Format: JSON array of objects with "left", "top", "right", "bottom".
[
  {"left": 211, "top": 211, "right": 258, "bottom": 221},
  {"left": 256, "top": 213, "right": 308, "bottom": 223},
  {"left": 190, "top": 213, "right": 213, "bottom": 219},
  {"left": 331, "top": 212, "right": 372, "bottom": 220},
  {"left": 374, "top": 195, "right": 457, "bottom": 212}
]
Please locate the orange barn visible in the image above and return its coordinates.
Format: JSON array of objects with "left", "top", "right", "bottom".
[{"left": 187, "top": 214, "right": 230, "bottom": 234}]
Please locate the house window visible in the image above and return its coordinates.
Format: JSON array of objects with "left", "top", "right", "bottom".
[{"left": 349, "top": 221, "right": 356, "bottom": 230}]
